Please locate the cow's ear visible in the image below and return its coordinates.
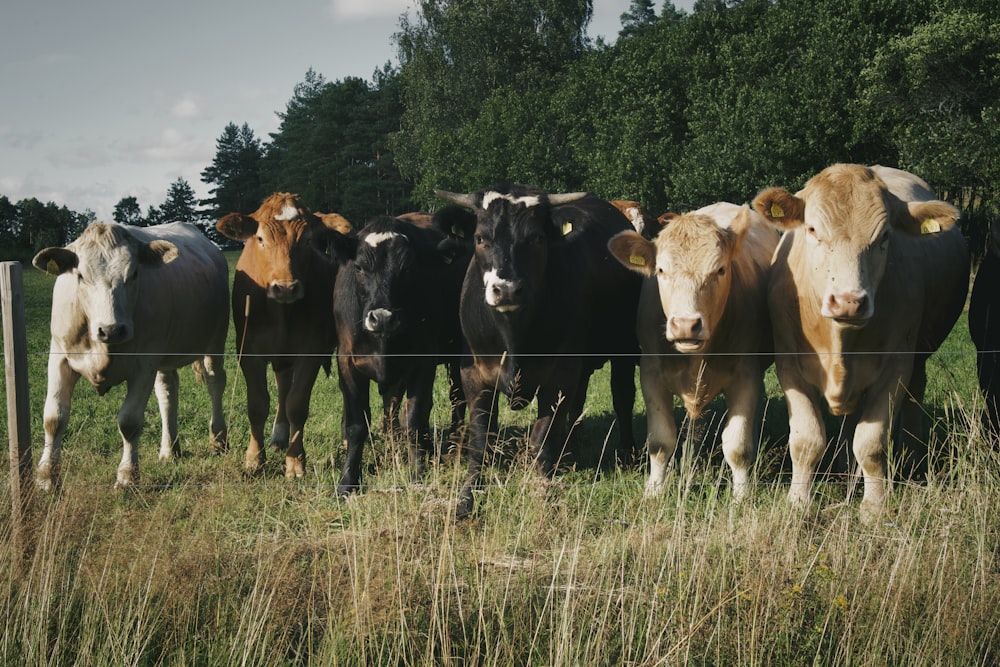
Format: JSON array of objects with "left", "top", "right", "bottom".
[
  {"left": 325, "top": 229, "right": 359, "bottom": 263},
  {"left": 433, "top": 205, "right": 477, "bottom": 243},
  {"left": 139, "top": 240, "right": 179, "bottom": 266},
  {"left": 893, "top": 199, "right": 961, "bottom": 237},
  {"left": 216, "top": 213, "right": 258, "bottom": 241},
  {"left": 32, "top": 247, "right": 78, "bottom": 275},
  {"left": 608, "top": 231, "right": 656, "bottom": 277},
  {"left": 315, "top": 212, "right": 354, "bottom": 236},
  {"left": 752, "top": 188, "right": 805, "bottom": 230}
]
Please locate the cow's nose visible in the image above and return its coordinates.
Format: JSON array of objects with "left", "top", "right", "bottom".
[
  {"left": 825, "top": 291, "right": 869, "bottom": 320},
  {"left": 96, "top": 323, "right": 130, "bottom": 344},
  {"left": 668, "top": 315, "right": 703, "bottom": 341},
  {"left": 364, "top": 308, "right": 397, "bottom": 335},
  {"left": 267, "top": 280, "right": 303, "bottom": 303}
]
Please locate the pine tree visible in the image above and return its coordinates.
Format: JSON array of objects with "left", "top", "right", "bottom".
[
  {"left": 200, "top": 122, "right": 265, "bottom": 220},
  {"left": 159, "top": 178, "right": 199, "bottom": 223}
]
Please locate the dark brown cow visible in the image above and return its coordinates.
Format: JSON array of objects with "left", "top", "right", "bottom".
[
  {"left": 216, "top": 193, "right": 341, "bottom": 477},
  {"left": 754, "top": 164, "right": 969, "bottom": 519}
]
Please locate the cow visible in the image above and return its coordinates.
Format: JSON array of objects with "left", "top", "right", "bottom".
[
  {"left": 314, "top": 212, "right": 354, "bottom": 236},
  {"left": 969, "top": 218, "right": 1000, "bottom": 438},
  {"left": 752, "top": 164, "right": 969, "bottom": 519},
  {"left": 608, "top": 202, "right": 777, "bottom": 499},
  {"left": 216, "top": 193, "right": 340, "bottom": 478},
  {"left": 610, "top": 199, "right": 657, "bottom": 239},
  {"left": 32, "top": 222, "right": 229, "bottom": 489},
  {"left": 435, "top": 184, "right": 642, "bottom": 518},
  {"left": 330, "top": 214, "right": 470, "bottom": 495}
]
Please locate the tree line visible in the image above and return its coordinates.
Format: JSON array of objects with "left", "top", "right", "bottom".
[{"left": 4, "top": 0, "right": 998, "bottom": 258}]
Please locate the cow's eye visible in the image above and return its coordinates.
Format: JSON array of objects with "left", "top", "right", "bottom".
[
  {"left": 717, "top": 266, "right": 726, "bottom": 277},
  {"left": 256, "top": 235, "right": 265, "bottom": 247},
  {"left": 475, "top": 235, "right": 488, "bottom": 247}
]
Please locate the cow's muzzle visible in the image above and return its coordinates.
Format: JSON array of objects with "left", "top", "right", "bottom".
[
  {"left": 95, "top": 322, "right": 132, "bottom": 345},
  {"left": 364, "top": 308, "right": 400, "bottom": 336},
  {"left": 823, "top": 290, "right": 871, "bottom": 326},
  {"left": 267, "top": 280, "right": 304, "bottom": 303}
]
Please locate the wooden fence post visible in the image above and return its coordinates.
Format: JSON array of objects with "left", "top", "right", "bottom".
[{"left": 2, "top": 261, "right": 33, "bottom": 560}]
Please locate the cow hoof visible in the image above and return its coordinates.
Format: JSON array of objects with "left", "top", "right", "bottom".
[
  {"left": 114, "top": 471, "right": 137, "bottom": 489},
  {"left": 244, "top": 459, "right": 265, "bottom": 476},
  {"left": 643, "top": 481, "right": 665, "bottom": 498},
  {"left": 36, "top": 476, "right": 55, "bottom": 493},
  {"left": 455, "top": 493, "right": 475, "bottom": 520},
  {"left": 210, "top": 431, "right": 229, "bottom": 454},
  {"left": 284, "top": 457, "right": 305, "bottom": 478}
]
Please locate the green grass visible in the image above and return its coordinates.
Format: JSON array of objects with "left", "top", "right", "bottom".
[{"left": 2, "top": 252, "right": 999, "bottom": 665}]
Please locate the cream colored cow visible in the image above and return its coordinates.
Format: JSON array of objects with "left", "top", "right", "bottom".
[
  {"left": 753, "top": 164, "right": 969, "bottom": 519},
  {"left": 609, "top": 202, "right": 777, "bottom": 498}
]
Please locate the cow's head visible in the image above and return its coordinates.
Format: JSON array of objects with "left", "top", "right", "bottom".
[
  {"left": 753, "top": 164, "right": 960, "bottom": 328},
  {"left": 435, "top": 185, "right": 587, "bottom": 314},
  {"left": 331, "top": 215, "right": 456, "bottom": 338},
  {"left": 33, "top": 223, "right": 177, "bottom": 345},
  {"left": 609, "top": 203, "right": 756, "bottom": 351},
  {"left": 216, "top": 193, "right": 336, "bottom": 304},
  {"left": 610, "top": 200, "right": 651, "bottom": 238}
]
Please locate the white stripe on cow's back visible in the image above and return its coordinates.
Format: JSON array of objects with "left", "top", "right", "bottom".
[
  {"left": 364, "top": 231, "right": 403, "bottom": 247},
  {"left": 481, "top": 192, "right": 541, "bottom": 210},
  {"left": 274, "top": 205, "right": 300, "bottom": 221}
]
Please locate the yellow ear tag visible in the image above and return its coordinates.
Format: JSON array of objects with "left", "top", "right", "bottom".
[
  {"left": 920, "top": 219, "right": 942, "bottom": 235},
  {"left": 562, "top": 221, "right": 573, "bottom": 236},
  {"left": 46, "top": 259, "right": 60, "bottom": 275},
  {"left": 629, "top": 255, "right": 646, "bottom": 267},
  {"left": 770, "top": 203, "right": 785, "bottom": 218}
]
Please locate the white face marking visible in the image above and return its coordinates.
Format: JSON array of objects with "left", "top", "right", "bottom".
[
  {"left": 364, "top": 231, "right": 402, "bottom": 247},
  {"left": 481, "top": 192, "right": 541, "bottom": 210},
  {"left": 274, "top": 205, "right": 300, "bottom": 221},
  {"left": 482, "top": 268, "right": 519, "bottom": 310}
]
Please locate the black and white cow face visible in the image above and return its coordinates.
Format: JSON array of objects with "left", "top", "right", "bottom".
[{"left": 437, "top": 185, "right": 587, "bottom": 315}]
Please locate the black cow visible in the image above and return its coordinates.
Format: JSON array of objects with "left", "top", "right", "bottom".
[
  {"left": 331, "top": 214, "right": 470, "bottom": 495},
  {"left": 970, "top": 223, "right": 1000, "bottom": 438},
  {"left": 436, "top": 184, "right": 642, "bottom": 518}
]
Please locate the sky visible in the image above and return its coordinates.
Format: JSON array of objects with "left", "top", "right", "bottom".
[{"left": 1, "top": 0, "right": 692, "bottom": 225}]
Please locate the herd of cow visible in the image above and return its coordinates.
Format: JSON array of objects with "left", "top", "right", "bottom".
[{"left": 29, "top": 163, "right": 1000, "bottom": 521}]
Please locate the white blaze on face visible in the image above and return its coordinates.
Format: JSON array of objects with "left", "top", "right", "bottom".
[
  {"left": 481, "top": 192, "right": 541, "bottom": 210},
  {"left": 364, "top": 231, "right": 402, "bottom": 248},
  {"left": 274, "top": 204, "right": 300, "bottom": 221}
]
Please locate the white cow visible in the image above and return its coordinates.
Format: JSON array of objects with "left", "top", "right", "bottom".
[
  {"left": 609, "top": 203, "right": 777, "bottom": 498},
  {"left": 33, "top": 222, "right": 230, "bottom": 489}
]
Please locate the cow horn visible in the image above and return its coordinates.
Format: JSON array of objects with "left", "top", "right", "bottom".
[
  {"left": 435, "top": 189, "right": 476, "bottom": 209},
  {"left": 548, "top": 192, "right": 588, "bottom": 205}
]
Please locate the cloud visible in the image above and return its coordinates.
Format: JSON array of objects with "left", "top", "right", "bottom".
[
  {"left": 0, "top": 125, "right": 44, "bottom": 151},
  {"left": 170, "top": 94, "right": 202, "bottom": 119},
  {"left": 133, "top": 128, "right": 214, "bottom": 164},
  {"left": 328, "top": 0, "right": 414, "bottom": 20}
]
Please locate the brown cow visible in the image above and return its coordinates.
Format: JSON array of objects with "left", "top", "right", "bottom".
[
  {"left": 610, "top": 199, "right": 657, "bottom": 239},
  {"left": 609, "top": 203, "right": 777, "bottom": 499},
  {"left": 753, "top": 164, "right": 969, "bottom": 519},
  {"left": 216, "top": 193, "right": 341, "bottom": 477}
]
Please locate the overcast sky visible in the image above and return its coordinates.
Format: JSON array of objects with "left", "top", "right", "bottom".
[{"left": 1, "top": 0, "right": 691, "bottom": 226}]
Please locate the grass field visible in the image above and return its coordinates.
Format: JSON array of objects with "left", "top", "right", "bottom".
[{"left": 2, "top": 250, "right": 999, "bottom": 665}]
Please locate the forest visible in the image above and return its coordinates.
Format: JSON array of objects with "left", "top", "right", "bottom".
[{"left": 2, "top": 0, "right": 999, "bottom": 258}]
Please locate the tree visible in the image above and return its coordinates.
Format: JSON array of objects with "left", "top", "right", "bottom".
[
  {"left": 113, "top": 196, "right": 144, "bottom": 226},
  {"left": 619, "top": 0, "right": 658, "bottom": 39},
  {"left": 201, "top": 122, "right": 265, "bottom": 219},
  {"left": 159, "top": 178, "right": 200, "bottom": 223},
  {"left": 391, "top": 0, "right": 595, "bottom": 204}
]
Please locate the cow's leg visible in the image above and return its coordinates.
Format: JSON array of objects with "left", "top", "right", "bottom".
[
  {"left": 784, "top": 383, "right": 827, "bottom": 508},
  {"left": 115, "top": 372, "right": 157, "bottom": 488},
  {"left": 271, "top": 364, "right": 292, "bottom": 452},
  {"left": 154, "top": 369, "right": 180, "bottom": 461},
  {"left": 531, "top": 383, "right": 575, "bottom": 476},
  {"left": 241, "top": 357, "right": 270, "bottom": 474},
  {"left": 37, "top": 354, "right": 80, "bottom": 492},
  {"left": 201, "top": 355, "right": 228, "bottom": 453},
  {"left": 283, "top": 360, "right": 322, "bottom": 478},
  {"left": 403, "top": 363, "right": 437, "bottom": 482},
  {"left": 445, "top": 359, "right": 467, "bottom": 446},
  {"left": 641, "top": 357, "right": 678, "bottom": 497},
  {"left": 337, "top": 361, "right": 372, "bottom": 495},
  {"left": 854, "top": 375, "right": 906, "bottom": 521},
  {"left": 898, "top": 355, "right": 929, "bottom": 477},
  {"left": 457, "top": 382, "right": 499, "bottom": 520},
  {"left": 721, "top": 371, "right": 763, "bottom": 501},
  {"left": 610, "top": 355, "right": 638, "bottom": 468}
]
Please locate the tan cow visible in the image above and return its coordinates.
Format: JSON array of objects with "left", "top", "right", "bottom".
[
  {"left": 33, "top": 222, "right": 229, "bottom": 489},
  {"left": 216, "top": 193, "right": 341, "bottom": 477},
  {"left": 753, "top": 164, "right": 969, "bottom": 519},
  {"left": 610, "top": 199, "right": 656, "bottom": 239},
  {"left": 609, "top": 203, "right": 777, "bottom": 498},
  {"left": 315, "top": 212, "right": 354, "bottom": 236}
]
